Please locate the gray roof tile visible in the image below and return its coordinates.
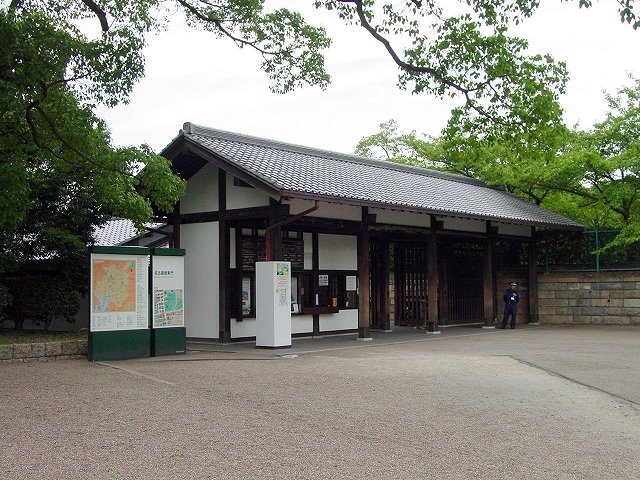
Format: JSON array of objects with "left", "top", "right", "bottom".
[{"left": 177, "top": 123, "right": 582, "bottom": 229}]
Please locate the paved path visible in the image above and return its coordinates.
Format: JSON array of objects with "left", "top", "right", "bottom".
[{"left": 1, "top": 325, "right": 639, "bottom": 479}]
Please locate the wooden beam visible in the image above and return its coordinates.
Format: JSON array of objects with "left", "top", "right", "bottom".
[
  {"left": 358, "top": 207, "right": 371, "bottom": 338},
  {"left": 180, "top": 211, "right": 219, "bottom": 224}
]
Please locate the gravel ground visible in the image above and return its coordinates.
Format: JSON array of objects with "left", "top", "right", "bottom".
[{"left": 1, "top": 325, "right": 639, "bottom": 479}]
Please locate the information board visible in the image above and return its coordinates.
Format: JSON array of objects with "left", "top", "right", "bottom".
[
  {"left": 152, "top": 255, "right": 185, "bottom": 328},
  {"left": 90, "top": 253, "right": 149, "bottom": 332}
]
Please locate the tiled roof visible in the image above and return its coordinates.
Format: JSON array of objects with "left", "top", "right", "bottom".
[
  {"left": 92, "top": 218, "right": 167, "bottom": 246},
  {"left": 176, "top": 122, "right": 582, "bottom": 229}
]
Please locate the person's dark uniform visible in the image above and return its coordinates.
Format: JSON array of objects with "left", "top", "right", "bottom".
[{"left": 499, "top": 282, "right": 519, "bottom": 329}]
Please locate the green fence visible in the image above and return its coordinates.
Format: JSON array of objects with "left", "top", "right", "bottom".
[{"left": 537, "top": 229, "right": 640, "bottom": 272}]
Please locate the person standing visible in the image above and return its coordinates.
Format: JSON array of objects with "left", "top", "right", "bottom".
[{"left": 499, "top": 281, "right": 519, "bottom": 329}]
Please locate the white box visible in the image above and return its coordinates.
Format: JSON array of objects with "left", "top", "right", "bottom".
[{"left": 256, "top": 261, "right": 291, "bottom": 348}]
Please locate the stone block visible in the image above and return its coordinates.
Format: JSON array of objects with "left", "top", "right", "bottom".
[
  {"left": 13, "top": 344, "right": 31, "bottom": 359},
  {"left": 62, "top": 341, "right": 78, "bottom": 356},
  {"left": 591, "top": 298, "right": 612, "bottom": 307},
  {"left": 539, "top": 282, "right": 568, "bottom": 291},
  {"left": 31, "top": 343, "right": 45, "bottom": 358},
  {"left": 567, "top": 283, "right": 582, "bottom": 291},
  {"left": 542, "top": 298, "right": 569, "bottom": 307},
  {"left": 538, "top": 290, "right": 556, "bottom": 299},
  {"left": 611, "top": 290, "right": 640, "bottom": 299},
  {"left": 594, "top": 282, "right": 624, "bottom": 291},
  {"left": 0, "top": 345, "right": 14, "bottom": 360},
  {"left": 603, "top": 316, "right": 631, "bottom": 325},
  {"left": 77, "top": 340, "right": 88, "bottom": 355},
  {"left": 44, "top": 342, "right": 63, "bottom": 357},
  {"left": 541, "top": 315, "right": 573, "bottom": 324},
  {"left": 623, "top": 298, "right": 640, "bottom": 308},
  {"left": 579, "top": 289, "right": 609, "bottom": 299},
  {"left": 581, "top": 306, "right": 605, "bottom": 316}
]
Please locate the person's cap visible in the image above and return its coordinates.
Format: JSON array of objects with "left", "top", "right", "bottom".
[{"left": 510, "top": 281, "right": 518, "bottom": 286}]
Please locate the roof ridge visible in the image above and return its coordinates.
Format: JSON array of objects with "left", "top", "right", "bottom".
[{"left": 181, "top": 122, "right": 487, "bottom": 188}]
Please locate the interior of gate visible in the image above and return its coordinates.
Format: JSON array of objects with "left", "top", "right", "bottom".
[
  {"left": 371, "top": 239, "right": 485, "bottom": 327},
  {"left": 439, "top": 239, "right": 484, "bottom": 325}
]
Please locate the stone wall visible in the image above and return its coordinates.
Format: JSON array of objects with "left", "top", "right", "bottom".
[
  {"left": 538, "top": 271, "right": 640, "bottom": 325},
  {"left": 0, "top": 339, "right": 88, "bottom": 363}
]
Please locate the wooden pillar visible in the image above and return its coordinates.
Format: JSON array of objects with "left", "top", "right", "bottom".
[
  {"left": 170, "top": 201, "right": 180, "bottom": 248},
  {"left": 312, "top": 232, "right": 320, "bottom": 336},
  {"left": 218, "top": 169, "right": 231, "bottom": 343},
  {"left": 358, "top": 206, "right": 371, "bottom": 339},
  {"left": 426, "top": 228, "right": 439, "bottom": 332},
  {"left": 528, "top": 228, "right": 539, "bottom": 324},
  {"left": 483, "top": 224, "right": 496, "bottom": 327},
  {"left": 268, "top": 198, "right": 283, "bottom": 260}
]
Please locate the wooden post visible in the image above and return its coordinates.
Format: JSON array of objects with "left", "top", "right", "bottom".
[
  {"left": 312, "top": 232, "right": 320, "bottom": 336},
  {"left": 483, "top": 224, "right": 496, "bottom": 327},
  {"left": 218, "top": 169, "right": 231, "bottom": 343},
  {"left": 267, "top": 198, "right": 283, "bottom": 261},
  {"left": 528, "top": 228, "right": 539, "bottom": 324},
  {"left": 358, "top": 207, "right": 371, "bottom": 339}
]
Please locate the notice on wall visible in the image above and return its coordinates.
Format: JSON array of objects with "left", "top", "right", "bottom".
[
  {"left": 318, "top": 274, "right": 329, "bottom": 287},
  {"left": 242, "top": 277, "right": 252, "bottom": 315},
  {"left": 152, "top": 255, "right": 185, "bottom": 329},
  {"left": 276, "top": 262, "right": 290, "bottom": 306},
  {"left": 90, "top": 254, "right": 149, "bottom": 332},
  {"left": 346, "top": 276, "right": 357, "bottom": 291}
]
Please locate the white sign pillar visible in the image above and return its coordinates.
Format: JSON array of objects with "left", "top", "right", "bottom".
[{"left": 256, "top": 261, "right": 291, "bottom": 348}]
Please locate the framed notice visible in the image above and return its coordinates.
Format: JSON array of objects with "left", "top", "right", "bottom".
[
  {"left": 90, "top": 253, "right": 149, "bottom": 332},
  {"left": 152, "top": 255, "right": 185, "bottom": 329},
  {"left": 318, "top": 274, "right": 329, "bottom": 287},
  {"left": 346, "top": 276, "right": 357, "bottom": 291}
]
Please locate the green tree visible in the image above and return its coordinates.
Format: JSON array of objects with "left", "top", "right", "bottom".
[
  {"left": 1, "top": 0, "right": 331, "bottom": 321},
  {"left": 322, "top": 0, "right": 636, "bottom": 141}
]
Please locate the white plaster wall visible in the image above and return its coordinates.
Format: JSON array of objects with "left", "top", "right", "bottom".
[
  {"left": 181, "top": 222, "right": 219, "bottom": 338},
  {"left": 285, "top": 198, "right": 361, "bottom": 221},
  {"left": 231, "top": 315, "right": 313, "bottom": 338},
  {"left": 292, "top": 315, "right": 314, "bottom": 334},
  {"left": 303, "top": 232, "right": 313, "bottom": 270},
  {"left": 495, "top": 222, "right": 532, "bottom": 237},
  {"left": 319, "top": 234, "right": 358, "bottom": 270},
  {"left": 227, "top": 175, "right": 271, "bottom": 209},
  {"left": 442, "top": 217, "right": 486, "bottom": 233},
  {"left": 320, "top": 310, "right": 358, "bottom": 332},
  {"left": 370, "top": 208, "right": 432, "bottom": 227},
  {"left": 231, "top": 318, "right": 255, "bottom": 338},
  {"left": 180, "top": 163, "right": 218, "bottom": 214}
]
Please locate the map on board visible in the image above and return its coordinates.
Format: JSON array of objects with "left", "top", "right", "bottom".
[
  {"left": 92, "top": 259, "right": 137, "bottom": 313},
  {"left": 154, "top": 289, "right": 185, "bottom": 327}
]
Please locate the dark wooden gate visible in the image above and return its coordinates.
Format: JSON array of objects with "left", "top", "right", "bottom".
[
  {"left": 394, "top": 242, "right": 428, "bottom": 327},
  {"left": 439, "top": 239, "right": 484, "bottom": 324},
  {"left": 369, "top": 242, "right": 388, "bottom": 329}
]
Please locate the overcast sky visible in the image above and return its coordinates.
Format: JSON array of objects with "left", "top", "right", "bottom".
[{"left": 96, "top": 1, "right": 639, "bottom": 155}]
